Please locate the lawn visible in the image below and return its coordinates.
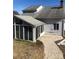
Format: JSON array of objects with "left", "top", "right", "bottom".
[{"left": 13, "top": 39, "right": 44, "bottom": 59}]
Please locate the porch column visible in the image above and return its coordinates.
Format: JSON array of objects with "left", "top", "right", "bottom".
[
  {"left": 27, "top": 27, "right": 29, "bottom": 40},
  {"left": 14, "top": 22, "right": 16, "bottom": 39},
  {"left": 19, "top": 25, "right": 20, "bottom": 39},
  {"left": 33, "top": 28, "right": 36, "bottom": 42},
  {"left": 23, "top": 26, "right": 25, "bottom": 40}
]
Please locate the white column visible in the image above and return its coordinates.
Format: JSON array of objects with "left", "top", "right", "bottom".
[
  {"left": 14, "top": 22, "right": 17, "bottom": 39},
  {"left": 23, "top": 26, "right": 25, "bottom": 40},
  {"left": 28, "top": 27, "right": 29, "bottom": 40},
  {"left": 33, "top": 28, "right": 36, "bottom": 42},
  {"left": 19, "top": 25, "right": 20, "bottom": 39}
]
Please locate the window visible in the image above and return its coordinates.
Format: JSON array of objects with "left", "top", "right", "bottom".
[
  {"left": 41, "top": 25, "right": 44, "bottom": 33},
  {"left": 15, "top": 18, "right": 23, "bottom": 24},
  {"left": 54, "top": 23, "right": 59, "bottom": 30}
]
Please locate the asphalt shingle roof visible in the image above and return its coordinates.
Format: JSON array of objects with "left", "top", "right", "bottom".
[
  {"left": 36, "top": 8, "right": 65, "bottom": 19},
  {"left": 22, "top": 6, "right": 65, "bottom": 19},
  {"left": 22, "top": 5, "right": 40, "bottom": 13}
]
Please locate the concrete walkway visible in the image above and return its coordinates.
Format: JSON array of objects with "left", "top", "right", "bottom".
[{"left": 38, "top": 33, "right": 64, "bottom": 59}]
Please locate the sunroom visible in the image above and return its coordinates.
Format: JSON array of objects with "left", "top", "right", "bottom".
[{"left": 13, "top": 15, "right": 45, "bottom": 42}]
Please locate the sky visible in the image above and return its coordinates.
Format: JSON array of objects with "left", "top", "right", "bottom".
[{"left": 13, "top": 0, "right": 61, "bottom": 13}]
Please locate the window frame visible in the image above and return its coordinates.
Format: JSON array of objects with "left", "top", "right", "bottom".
[{"left": 54, "top": 23, "right": 59, "bottom": 30}]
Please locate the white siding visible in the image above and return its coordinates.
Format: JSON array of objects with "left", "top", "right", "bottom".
[{"left": 43, "top": 20, "right": 63, "bottom": 36}]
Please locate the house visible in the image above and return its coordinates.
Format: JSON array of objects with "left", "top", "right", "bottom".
[{"left": 13, "top": 0, "right": 65, "bottom": 42}]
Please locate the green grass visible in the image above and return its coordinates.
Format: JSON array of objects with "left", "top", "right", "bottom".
[{"left": 13, "top": 39, "right": 44, "bottom": 59}]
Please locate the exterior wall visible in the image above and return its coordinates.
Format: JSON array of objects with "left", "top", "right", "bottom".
[
  {"left": 13, "top": 24, "right": 33, "bottom": 40},
  {"left": 13, "top": 17, "right": 34, "bottom": 41},
  {"left": 36, "top": 25, "right": 44, "bottom": 39},
  {"left": 62, "top": 20, "right": 65, "bottom": 37},
  {"left": 43, "top": 20, "right": 64, "bottom": 36},
  {"left": 13, "top": 16, "right": 64, "bottom": 42},
  {"left": 13, "top": 16, "right": 45, "bottom": 42},
  {"left": 33, "top": 26, "right": 44, "bottom": 42}
]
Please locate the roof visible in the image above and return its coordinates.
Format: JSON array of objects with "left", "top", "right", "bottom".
[
  {"left": 22, "top": 5, "right": 40, "bottom": 13},
  {"left": 22, "top": 6, "right": 65, "bottom": 19},
  {"left": 36, "top": 7, "right": 65, "bottom": 19},
  {"left": 14, "top": 15, "right": 45, "bottom": 27}
]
